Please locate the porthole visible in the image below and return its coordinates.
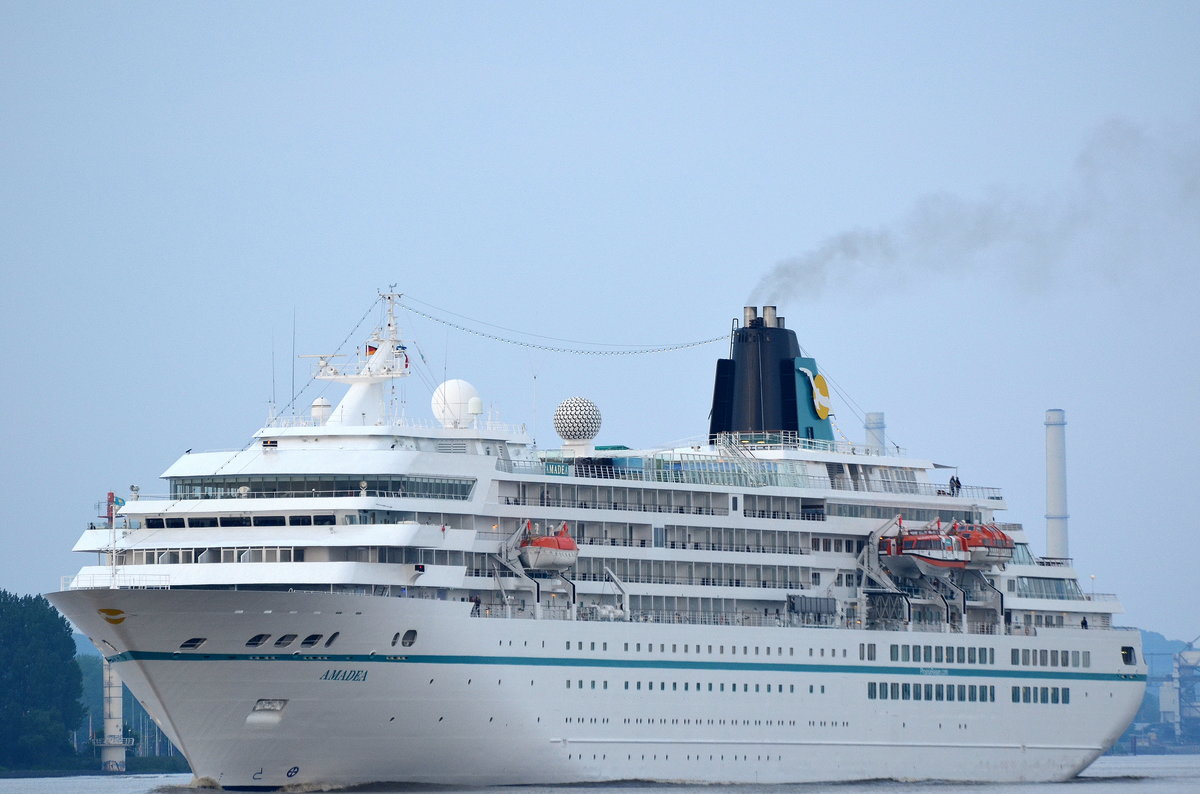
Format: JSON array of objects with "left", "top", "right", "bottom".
[
  {"left": 274, "top": 634, "right": 298, "bottom": 648},
  {"left": 301, "top": 634, "right": 323, "bottom": 648},
  {"left": 179, "top": 637, "right": 207, "bottom": 650},
  {"left": 246, "top": 633, "right": 271, "bottom": 648},
  {"left": 401, "top": 629, "right": 417, "bottom": 647},
  {"left": 392, "top": 633, "right": 401, "bottom": 647}
]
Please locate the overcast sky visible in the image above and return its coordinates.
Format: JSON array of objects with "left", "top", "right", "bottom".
[{"left": 2, "top": 2, "right": 1197, "bottom": 642}]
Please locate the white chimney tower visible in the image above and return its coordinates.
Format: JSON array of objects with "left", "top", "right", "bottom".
[{"left": 1044, "top": 409, "right": 1069, "bottom": 559}]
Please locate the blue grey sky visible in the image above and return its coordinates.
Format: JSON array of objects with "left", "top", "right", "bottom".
[{"left": 2, "top": 2, "right": 1197, "bottom": 640}]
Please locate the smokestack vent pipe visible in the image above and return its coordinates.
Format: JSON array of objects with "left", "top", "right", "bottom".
[
  {"left": 743, "top": 306, "right": 757, "bottom": 327},
  {"left": 1045, "top": 409, "right": 1069, "bottom": 559},
  {"left": 763, "top": 306, "right": 778, "bottom": 328}
]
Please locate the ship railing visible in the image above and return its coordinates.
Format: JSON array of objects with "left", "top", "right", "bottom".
[
  {"left": 575, "top": 537, "right": 806, "bottom": 555},
  {"left": 1035, "top": 557, "right": 1073, "bottom": 567},
  {"left": 1085, "top": 592, "right": 1121, "bottom": 602},
  {"left": 156, "top": 488, "right": 471, "bottom": 502},
  {"left": 60, "top": 573, "right": 171, "bottom": 591},
  {"left": 499, "top": 459, "right": 1002, "bottom": 501},
  {"left": 500, "top": 495, "right": 730, "bottom": 517}
]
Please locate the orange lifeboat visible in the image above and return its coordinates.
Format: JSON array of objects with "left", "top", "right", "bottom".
[
  {"left": 879, "top": 531, "right": 970, "bottom": 578},
  {"left": 954, "top": 522, "right": 1015, "bottom": 567},
  {"left": 518, "top": 521, "right": 579, "bottom": 571}
]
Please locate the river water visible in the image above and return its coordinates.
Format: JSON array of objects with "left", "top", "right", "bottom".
[{"left": 2, "top": 755, "right": 1196, "bottom": 794}]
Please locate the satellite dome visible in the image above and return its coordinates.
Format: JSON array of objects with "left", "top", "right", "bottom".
[
  {"left": 553, "top": 397, "right": 601, "bottom": 441},
  {"left": 432, "top": 380, "right": 481, "bottom": 428}
]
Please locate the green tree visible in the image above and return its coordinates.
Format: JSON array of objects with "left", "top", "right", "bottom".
[{"left": 0, "top": 590, "right": 84, "bottom": 768}]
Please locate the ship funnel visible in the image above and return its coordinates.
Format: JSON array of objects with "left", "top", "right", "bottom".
[
  {"left": 709, "top": 305, "right": 834, "bottom": 442},
  {"left": 1044, "top": 409, "right": 1069, "bottom": 559}
]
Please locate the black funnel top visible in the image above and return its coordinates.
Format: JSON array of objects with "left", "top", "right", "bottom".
[{"left": 709, "top": 311, "right": 803, "bottom": 437}]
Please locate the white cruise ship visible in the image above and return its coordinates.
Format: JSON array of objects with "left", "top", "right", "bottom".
[{"left": 51, "top": 296, "right": 1145, "bottom": 790}]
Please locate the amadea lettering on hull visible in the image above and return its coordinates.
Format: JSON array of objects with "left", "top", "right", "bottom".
[{"left": 320, "top": 669, "right": 368, "bottom": 682}]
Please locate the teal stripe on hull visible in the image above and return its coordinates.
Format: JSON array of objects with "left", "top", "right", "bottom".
[{"left": 107, "top": 650, "right": 1145, "bottom": 683}]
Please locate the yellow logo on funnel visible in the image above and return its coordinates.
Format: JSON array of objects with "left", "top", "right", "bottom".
[{"left": 98, "top": 608, "right": 126, "bottom": 625}]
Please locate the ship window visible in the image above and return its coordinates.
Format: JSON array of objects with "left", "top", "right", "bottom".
[
  {"left": 324, "top": 632, "right": 340, "bottom": 647},
  {"left": 890, "top": 683, "right": 899, "bottom": 700},
  {"left": 314, "top": 515, "right": 336, "bottom": 526},
  {"left": 956, "top": 647, "right": 966, "bottom": 664},
  {"left": 913, "top": 684, "right": 922, "bottom": 700},
  {"left": 1011, "top": 649, "right": 1020, "bottom": 665},
  {"left": 1040, "top": 686, "right": 1049, "bottom": 703},
  {"left": 1022, "top": 687, "right": 1031, "bottom": 703},
  {"left": 946, "top": 685, "right": 955, "bottom": 702},
  {"left": 1012, "top": 686, "right": 1020, "bottom": 703},
  {"left": 901, "top": 683, "right": 910, "bottom": 700},
  {"left": 924, "top": 684, "right": 933, "bottom": 700},
  {"left": 890, "top": 645, "right": 899, "bottom": 661},
  {"left": 1071, "top": 650, "right": 1080, "bottom": 667},
  {"left": 246, "top": 634, "right": 271, "bottom": 647},
  {"left": 289, "top": 515, "right": 312, "bottom": 526},
  {"left": 1121, "top": 646, "right": 1137, "bottom": 665},
  {"left": 1039, "top": 649, "right": 1048, "bottom": 666},
  {"left": 935, "top": 685, "right": 944, "bottom": 701},
  {"left": 274, "top": 634, "right": 298, "bottom": 648},
  {"left": 923, "top": 646, "right": 932, "bottom": 663},
  {"left": 165, "top": 517, "right": 185, "bottom": 528},
  {"left": 878, "top": 681, "right": 888, "bottom": 700},
  {"left": 1062, "top": 688, "right": 1070, "bottom": 704},
  {"left": 188, "top": 517, "right": 218, "bottom": 527},
  {"left": 900, "top": 646, "right": 909, "bottom": 662},
  {"left": 179, "top": 637, "right": 207, "bottom": 650},
  {"left": 301, "top": 634, "right": 323, "bottom": 648},
  {"left": 253, "top": 515, "right": 286, "bottom": 527},
  {"left": 1082, "top": 651, "right": 1091, "bottom": 667},
  {"left": 968, "top": 647, "right": 977, "bottom": 664},
  {"left": 1051, "top": 687, "right": 1059, "bottom": 704},
  {"left": 935, "top": 646, "right": 944, "bottom": 663},
  {"left": 402, "top": 630, "right": 417, "bottom": 647},
  {"left": 220, "top": 516, "right": 250, "bottom": 527},
  {"left": 145, "top": 518, "right": 165, "bottom": 529}
]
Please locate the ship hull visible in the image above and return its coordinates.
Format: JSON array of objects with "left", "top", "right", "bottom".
[{"left": 51, "top": 587, "right": 1145, "bottom": 790}]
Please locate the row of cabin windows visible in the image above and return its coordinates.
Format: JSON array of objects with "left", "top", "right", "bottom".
[
  {"left": 123, "top": 547, "right": 301, "bottom": 565},
  {"left": 1011, "top": 685, "right": 1071, "bottom": 704},
  {"left": 169, "top": 475, "right": 475, "bottom": 501},
  {"left": 890, "top": 644, "right": 995, "bottom": 665},
  {"left": 868, "top": 682, "right": 997, "bottom": 702},
  {"left": 1011, "top": 647, "right": 1091, "bottom": 668},
  {"left": 566, "top": 680, "right": 821, "bottom": 694},
  {"left": 144, "top": 515, "right": 334, "bottom": 529},
  {"left": 610, "top": 642, "right": 847, "bottom": 658},
  {"left": 245, "top": 632, "right": 339, "bottom": 649}
]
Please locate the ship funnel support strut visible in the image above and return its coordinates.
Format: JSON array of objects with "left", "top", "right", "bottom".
[{"left": 1044, "top": 408, "right": 1069, "bottom": 559}]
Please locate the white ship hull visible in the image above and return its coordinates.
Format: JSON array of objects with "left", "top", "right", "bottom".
[{"left": 52, "top": 586, "right": 1144, "bottom": 790}]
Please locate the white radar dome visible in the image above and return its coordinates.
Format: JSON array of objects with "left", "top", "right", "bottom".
[
  {"left": 432, "top": 379, "right": 481, "bottom": 428},
  {"left": 553, "top": 397, "right": 601, "bottom": 441}
]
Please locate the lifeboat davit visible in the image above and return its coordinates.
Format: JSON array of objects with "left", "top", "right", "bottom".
[
  {"left": 954, "top": 522, "right": 1015, "bottom": 567},
  {"left": 518, "top": 521, "right": 579, "bottom": 571},
  {"left": 879, "top": 532, "right": 970, "bottom": 579}
]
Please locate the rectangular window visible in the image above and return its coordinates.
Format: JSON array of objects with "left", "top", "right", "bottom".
[
  {"left": 935, "top": 685, "right": 944, "bottom": 701},
  {"left": 1040, "top": 686, "right": 1049, "bottom": 703},
  {"left": 1082, "top": 651, "right": 1091, "bottom": 667},
  {"left": 219, "top": 516, "right": 250, "bottom": 527},
  {"left": 913, "top": 683, "right": 923, "bottom": 701},
  {"left": 936, "top": 647, "right": 944, "bottom": 663},
  {"left": 1022, "top": 687, "right": 1031, "bottom": 703},
  {"left": 957, "top": 647, "right": 966, "bottom": 664},
  {"left": 252, "top": 515, "right": 286, "bottom": 527},
  {"left": 924, "top": 684, "right": 933, "bottom": 700},
  {"left": 891, "top": 644, "right": 899, "bottom": 661},
  {"left": 890, "top": 682, "right": 899, "bottom": 699},
  {"left": 1039, "top": 649, "right": 1048, "bottom": 666},
  {"left": 868, "top": 644, "right": 876, "bottom": 661},
  {"left": 1063, "top": 688, "right": 1070, "bottom": 704},
  {"left": 1071, "top": 650, "right": 1080, "bottom": 667},
  {"left": 1012, "top": 686, "right": 1020, "bottom": 703},
  {"left": 946, "top": 685, "right": 955, "bottom": 702},
  {"left": 901, "top": 683, "right": 911, "bottom": 700},
  {"left": 879, "top": 681, "right": 888, "bottom": 700},
  {"left": 1051, "top": 687, "right": 1059, "bottom": 704},
  {"left": 868, "top": 682, "right": 877, "bottom": 699},
  {"left": 1011, "top": 649, "right": 1020, "bottom": 665},
  {"left": 1022, "top": 649, "right": 1031, "bottom": 665},
  {"left": 288, "top": 515, "right": 312, "bottom": 526},
  {"left": 1050, "top": 650, "right": 1059, "bottom": 667},
  {"left": 924, "top": 645, "right": 933, "bottom": 663},
  {"left": 968, "top": 647, "right": 977, "bottom": 664},
  {"left": 313, "top": 514, "right": 336, "bottom": 526},
  {"left": 901, "top": 645, "right": 910, "bottom": 662},
  {"left": 969, "top": 685, "right": 977, "bottom": 702}
]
